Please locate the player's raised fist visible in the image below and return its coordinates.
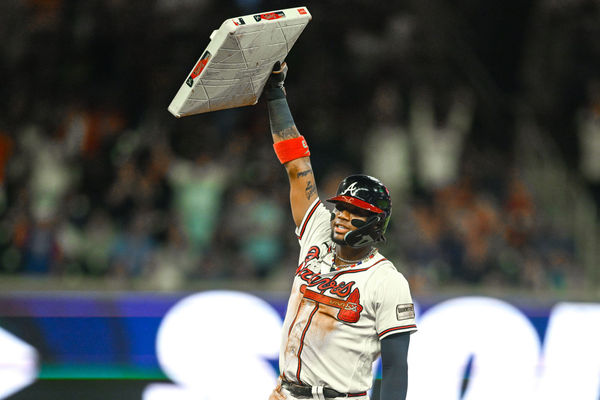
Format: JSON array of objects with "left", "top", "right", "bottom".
[
  {"left": 264, "top": 62, "right": 288, "bottom": 100},
  {"left": 272, "top": 61, "right": 288, "bottom": 76}
]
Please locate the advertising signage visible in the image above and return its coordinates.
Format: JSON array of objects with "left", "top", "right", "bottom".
[{"left": 0, "top": 291, "right": 599, "bottom": 400}]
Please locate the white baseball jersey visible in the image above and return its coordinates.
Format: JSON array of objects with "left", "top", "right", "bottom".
[{"left": 277, "top": 198, "right": 417, "bottom": 396}]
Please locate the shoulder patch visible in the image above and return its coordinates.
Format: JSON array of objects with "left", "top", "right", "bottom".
[{"left": 396, "top": 304, "right": 415, "bottom": 321}]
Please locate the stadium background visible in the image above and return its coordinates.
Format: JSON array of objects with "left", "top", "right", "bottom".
[{"left": 0, "top": 0, "right": 599, "bottom": 399}]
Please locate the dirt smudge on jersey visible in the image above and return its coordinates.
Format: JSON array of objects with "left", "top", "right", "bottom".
[{"left": 311, "top": 305, "right": 338, "bottom": 341}]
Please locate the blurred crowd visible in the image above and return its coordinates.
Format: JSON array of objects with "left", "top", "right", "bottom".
[{"left": 0, "top": 0, "right": 598, "bottom": 293}]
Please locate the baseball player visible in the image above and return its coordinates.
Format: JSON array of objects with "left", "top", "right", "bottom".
[{"left": 265, "top": 62, "right": 417, "bottom": 400}]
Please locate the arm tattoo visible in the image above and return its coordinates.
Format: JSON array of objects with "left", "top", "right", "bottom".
[
  {"left": 273, "top": 126, "right": 299, "bottom": 140},
  {"left": 305, "top": 180, "right": 317, "bottom": 200},
  {"left": 268, "top": 98, "right": 297, "bottom": 138},
  {"left": 296, "top": 169, "right": 312, "bottom": 178}
]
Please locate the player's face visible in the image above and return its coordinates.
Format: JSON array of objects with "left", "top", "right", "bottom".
[{"left": 331, "top": 202, "right": 372, "bottom": 245}]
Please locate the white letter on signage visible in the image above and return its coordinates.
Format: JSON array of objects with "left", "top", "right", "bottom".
[
  {"left": 144, "top": 291, "right": 282, "bottom": 400},
  {"left": 407, "top": 296, "right": 541, "bottom": 400},
  {"left": 0, "top": 326, "right": 38, "bottom": 399},
  {"left": 535, "top": 302, "right": 600, "bottom": 400}
]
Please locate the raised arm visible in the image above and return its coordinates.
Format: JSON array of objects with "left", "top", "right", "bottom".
[{"left": 264, "top": 63, "right": 318, "bottom": 228}]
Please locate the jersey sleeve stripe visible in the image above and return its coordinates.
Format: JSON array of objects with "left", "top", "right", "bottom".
[
  {"left": 378, "top": 325, "right": 417, "bottom": 338},
  {"left": 297, "top": 200, "right": 322, "bottom": 240}
]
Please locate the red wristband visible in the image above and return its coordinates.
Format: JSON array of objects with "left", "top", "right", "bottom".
[{"left": 273, "top": 136, "right": 310, "bottom": 164}]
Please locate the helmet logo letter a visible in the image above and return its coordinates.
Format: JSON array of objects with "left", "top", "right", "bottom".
[{"left": 341, "top": 182, "right": 363, "bottom": 197}]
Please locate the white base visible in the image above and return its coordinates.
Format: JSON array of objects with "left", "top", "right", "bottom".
[{"left": 168, "top": 7, "right": 311, "bottom": 117}]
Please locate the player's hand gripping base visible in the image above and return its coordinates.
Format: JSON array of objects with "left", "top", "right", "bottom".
[{"left": 264, "top": 62, "right": 288, "bottom": 101}]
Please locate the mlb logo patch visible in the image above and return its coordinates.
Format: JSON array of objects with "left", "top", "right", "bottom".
[{"left": 396, "top": 304, "right": 415, "bottom": 321}]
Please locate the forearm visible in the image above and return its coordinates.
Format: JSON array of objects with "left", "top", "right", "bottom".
[
  {"left": 267, "top": 97, "right": 300, "bottom": 143},
  {"left": 380, "top": 333, "right": 410, "bottom": 400},
  {"left": 265, "top": 62, "right": 300, "bottom": 143},
  {"left": 271, "top": 113, "right": 316, "bottom": 226},
  {"left": 267, "top": 91, "right": 310, "bottom": 178},
  {"left": 381, "top": 360, "right": 408, "bottom": 400},
  {"left": 264, "top": 62, "right": 316, "bottom": 226}
]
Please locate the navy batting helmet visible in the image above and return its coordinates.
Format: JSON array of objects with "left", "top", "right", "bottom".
[{"left": 326, "top": 174, "right": 392, "bottom": 247}]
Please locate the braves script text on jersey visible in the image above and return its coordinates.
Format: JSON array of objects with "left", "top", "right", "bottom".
[{"left": 277, "top": 199, "right": 417, "bottom": 399}]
